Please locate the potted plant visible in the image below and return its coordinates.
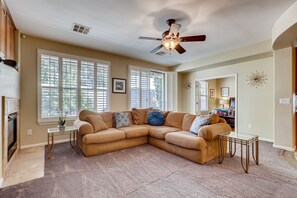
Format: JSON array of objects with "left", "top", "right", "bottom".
[{"left": 58, "top": 111, "right": 67, "bottom": 128}]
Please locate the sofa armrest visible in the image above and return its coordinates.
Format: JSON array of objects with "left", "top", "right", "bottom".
[
  {"left": 218, "top": 118, "right": 227, "bottom": 124},
  {"left": 198, "top": 123, "right": 231, "bottom": 141},
  {"left": 74, "top": 119, "right": 94, "bottom": 135}
]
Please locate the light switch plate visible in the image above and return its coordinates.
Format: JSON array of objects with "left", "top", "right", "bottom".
[{"left": 279, "top": 98, "right": 290, "bottom": 104}]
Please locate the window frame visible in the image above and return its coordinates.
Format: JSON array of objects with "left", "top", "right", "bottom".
[
  {"left": 199, "top": 81, "right": 208, "bottom": 112},
  {"left": 37, "top": 49, "right": 111, "bottom": 124},
  {"left": 128, "top": 65, "right": 167, "bottom": 110}
]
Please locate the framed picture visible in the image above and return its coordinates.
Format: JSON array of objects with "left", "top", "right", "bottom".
[
  {"left": 221, "top": 87, "right": 229, "bottom": 97},
  {"left": 210, "top": 89, "right": 215, "bottom": 99},
  {"left": 112, "top": 78, "right": 126, "bottom": 94}
]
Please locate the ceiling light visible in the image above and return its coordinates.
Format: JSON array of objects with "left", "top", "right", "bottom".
[{"left": 162, "top": 37, "right": 179, "bottom": 51}]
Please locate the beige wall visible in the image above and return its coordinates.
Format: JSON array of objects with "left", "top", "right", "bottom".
[
  {"left": 207, "top": 79, "right": 217, "bottom": 113},
  {"left": 20, "top": 36, "right": 169, "bottom": 147},
  {"left": 273, "top": 47, "right": 295, "bottom": 150},
  {"left": 178, "top": 55, "right": 274, "bottom": 141},
  {"left": 216, "top": 77, "right": 235, "bottom": 107}
]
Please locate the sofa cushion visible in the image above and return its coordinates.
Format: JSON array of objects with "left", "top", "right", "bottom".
[
  {"left": 132, "top": 107, "right": 153, "bottom": 125},
  {"left": 182, "top": 114, "right": 196, "bottom": 131},
  {"left": 83, "top": 128, "right": 125, "bottom": 144},
  {"left": 98, "top": 112, "right": 114, "bottom": 128},
  {"left": 209, "top": 113, "right": 219, "bottom": 125},
  {"left": 115, "top": 112, "right": 130, "bottom": 128},
  {"left": 145, "top": 110, "right": 169, "bottom": 124},
  {"left": 79, "top": 110, "right": 98, "bottom": 121},
  {"left": 118, "top": 125, "right": 149, "bottom": 139},
  {"left": 86, "top": 115, "right": 108, "bottom": 132},
  {"left": 148, "top": 125, "right": 180, "bottom": 140},
  {"left": 164, "top": 112, "right": 186, "bottom": 129},
  {"left": 165, "top": 131, "right": 207, "bottom": 151},
  {"left": 147, "top": 111, "right": 164, "bottom": 126},
  {"left": 78, "top": 110, "right": 114, "bottom": 128}
]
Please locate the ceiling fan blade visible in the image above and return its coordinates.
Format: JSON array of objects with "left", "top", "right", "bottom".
[
  {"left": 175, "top": 44, "right": 186, "bottom": 54},
  {"left": 150, "top": 45, "right": 163, "bottom": 53},
  {"left": 180, "top": 35, "right": 206, "bottom": 42},
  {"left": 169, "top": 23, "right": 181, "bottom": 37},
  {"left": 139, "top": 36, "right": 162, "bottom": 41}
]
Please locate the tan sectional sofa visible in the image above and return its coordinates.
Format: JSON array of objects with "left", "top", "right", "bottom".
[{"left": 74, "top": 109, "right": 231, "bottom": 164}]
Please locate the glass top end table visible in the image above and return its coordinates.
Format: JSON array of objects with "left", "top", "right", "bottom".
[
  {"left": 47, "top": 126, "right": 79, "bottom": 159},
  {"left": 218, "top": 132, "right": 259, "bottom": 173}
]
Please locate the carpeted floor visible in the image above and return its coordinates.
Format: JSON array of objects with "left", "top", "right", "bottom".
[{"left": 1, "top": 141, "right": 297, "bottom": 198}]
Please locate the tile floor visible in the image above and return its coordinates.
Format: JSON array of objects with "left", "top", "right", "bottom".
[{"left": 2, "top": 146, "right": 45, "bottom": 188}]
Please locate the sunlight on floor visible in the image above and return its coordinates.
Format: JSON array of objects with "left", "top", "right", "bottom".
[{"left": 2, "top": 146, "right": 45, "bottom": 188}]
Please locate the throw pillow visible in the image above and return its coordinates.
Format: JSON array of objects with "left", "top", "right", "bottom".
[
  {"left": 115, "top": 112, "right": 130, "bottom": 128},
  {"left": 132, "top": 107, "right": 153, "bottom": 125},
  {"left": 147, "top": 111, "right": 164, "bottom": 126},
  {"left": 86, "top": 115, "right": 108, "bottom": 132},
  {"left": 189, "top": 116, "right": 210, "bottom": 135}
]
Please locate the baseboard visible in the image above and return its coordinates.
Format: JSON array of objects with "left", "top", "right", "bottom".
[
  {"left": 0, "top": 177, "right": 3, "bottom": 188},
  {"left": 20, "top": 139, "right": 69, "bottom": 149},
  {"left": 273, "top": 144, "right": 296, "bottom": 152},
  {"left": 259, "top": 137, "right": 273, "bottom": 143}
]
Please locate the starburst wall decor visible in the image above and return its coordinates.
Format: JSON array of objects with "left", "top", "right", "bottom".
[{"left": 246, "top": 70, "right": 268, "bottom": 88}]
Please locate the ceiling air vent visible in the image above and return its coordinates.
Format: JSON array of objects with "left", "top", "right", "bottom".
[{"left": 72, "top": 23, "right": 91, "bottom": 35}]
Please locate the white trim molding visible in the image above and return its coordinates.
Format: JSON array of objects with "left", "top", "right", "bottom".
[
  {"left": 273, "top": 144, "right": 296, "bottom": 152},
  {"left": 20, "top": 139, "right": 69, "bottom": 150},
  {"left": 0, "top": 177, "right": 3, "bottom": 188},
  {"left": 259, "top": 137, "right": 273, "bottom": 143}
]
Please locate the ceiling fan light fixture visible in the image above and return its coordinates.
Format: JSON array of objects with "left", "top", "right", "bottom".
[{"left": 162, "top": 37, "right": 179, "bottom": 51}]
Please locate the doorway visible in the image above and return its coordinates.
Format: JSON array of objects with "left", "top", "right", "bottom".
[{"left": 195, "top": 74, "right": 238, "bottom": 131}]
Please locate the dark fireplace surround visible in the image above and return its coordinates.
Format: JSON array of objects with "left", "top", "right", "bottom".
[{"left": 7, "top": 112, "right": 18, "bottom": 162}]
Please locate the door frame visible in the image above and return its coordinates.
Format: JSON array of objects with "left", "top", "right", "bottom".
[{"left": 194, "top": 73, "right": 238, "bottom": 132}]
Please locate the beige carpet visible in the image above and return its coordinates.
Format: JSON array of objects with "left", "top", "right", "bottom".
[{"left": 0, "top": 141, "right": 297, "bottom": 198}]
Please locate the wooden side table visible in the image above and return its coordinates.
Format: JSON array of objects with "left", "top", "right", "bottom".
[
  {"left": 47, "top": 126, "right": 78, "bottom": 159},
  {"left": 218, "top": 132, "right": 259, "bottom": 173}
]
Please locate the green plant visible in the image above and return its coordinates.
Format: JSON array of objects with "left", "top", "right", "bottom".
[{"left": 58, "top": 111, "right": 66, "bottom": 127}]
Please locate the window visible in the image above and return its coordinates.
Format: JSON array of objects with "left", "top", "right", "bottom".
[
  {"left": 129, "top": 66, "right": 166, "bottom": 110},
  {"left": 199, "top": 81, "right": 208, "bottom": 111},
  {"left": 38, "top": 49, "right": 110, "bottom": 123}
]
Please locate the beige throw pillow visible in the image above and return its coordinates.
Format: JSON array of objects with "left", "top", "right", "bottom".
[
  {"left": 132, "top": 107, "right": 153, "bottom": 125},
  {"left": 86, "top": 115, "right": 108, "bottom": 132}
]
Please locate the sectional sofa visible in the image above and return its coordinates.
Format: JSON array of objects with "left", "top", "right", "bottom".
[{"left": 74, "top": 108, "right": 231, "bottom": 164}]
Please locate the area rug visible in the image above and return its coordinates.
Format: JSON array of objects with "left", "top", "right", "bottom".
[{"left": 0, "top": 141, "right": 297, "bottom": 198}]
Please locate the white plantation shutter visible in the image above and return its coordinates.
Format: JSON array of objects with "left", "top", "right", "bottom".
[
  {"left": 97, "top": 63, "right": 109, "bottom": 112},
  {"left": 130, "top": 69, "right": 140, "bottom": 108},
  {"left": 150, "top": 71, "right": 165, "bottom": 110},
  {"left": 62, "top": 58, "right": 78, "bottom": 116},
  {"left": 129, "top": 66, "right": 166, "bottom": 110},
  {"left": 166, "top": 72, "right": 177, "bottom": 111},
  {"left": 38, "top": 49, "right": 110, "bottom": 123},
  {"left": 40, "top": 54, "right": 59, "bottom": 119},
  {"left": 141, "top": 71, "right": 150, "bottom": 108},
  {"left": 199, "top": 81, "right": 208, "bottom": 112},
  {"left": 81, "top": 61, "right": 95, "bottom": 111}
]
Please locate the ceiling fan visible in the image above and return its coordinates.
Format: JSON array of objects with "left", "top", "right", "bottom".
[{"left": 139, "top": 19, "right": 206, "bottom": 54}]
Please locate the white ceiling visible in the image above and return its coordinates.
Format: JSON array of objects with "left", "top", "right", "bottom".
[{"left": 5, "top": 0, "right": 296, "bottom": 66}]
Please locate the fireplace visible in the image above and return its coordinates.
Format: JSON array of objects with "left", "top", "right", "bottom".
[{"left": 7, "top": 112, "right": 18, "bottom": 162}]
